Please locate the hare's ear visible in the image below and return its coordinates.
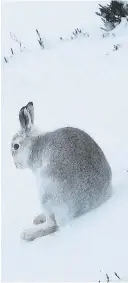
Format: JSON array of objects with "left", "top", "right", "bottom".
[
  {"left": 19, "top": 105, "right": 32, "bottom": 130},
  {"left": 26, "top": 102, "right": 34, "bottom": 124}
]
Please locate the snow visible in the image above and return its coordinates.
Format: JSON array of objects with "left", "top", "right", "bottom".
[{"left": 2, "top": 1, "right": 128, "bottom": 282}]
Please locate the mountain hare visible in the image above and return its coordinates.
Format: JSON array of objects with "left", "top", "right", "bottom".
[{"left": 11, "top": 102, "right": 112, "bottom": 241}]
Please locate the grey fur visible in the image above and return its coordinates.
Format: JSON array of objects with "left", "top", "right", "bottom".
[
  {"left": 29, "top": 127, "right": 112, "bottom": 216},
  {"left": 11, "top": 102, "right": 112, "bottom": 240}
]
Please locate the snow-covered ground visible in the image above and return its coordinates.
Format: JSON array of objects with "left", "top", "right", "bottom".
[{"left": 1, "top": 1, "right": 128, "bottom": 282}]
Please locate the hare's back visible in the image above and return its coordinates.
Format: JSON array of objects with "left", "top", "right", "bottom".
[{"left": 46, "top": 127, "right": 111, "bottom": 182}]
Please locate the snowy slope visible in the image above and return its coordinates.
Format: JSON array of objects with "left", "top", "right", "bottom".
[{"left": 2, "top": 1, "right": 128, "bottom": 282}]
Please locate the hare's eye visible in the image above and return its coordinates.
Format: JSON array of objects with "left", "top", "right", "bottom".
[{"left": 14, "top": 143, "right": 19, "bottom": 150}]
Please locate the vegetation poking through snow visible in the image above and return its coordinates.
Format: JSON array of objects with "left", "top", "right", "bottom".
[
  {"left": 113, "top": 43, "right": 121, "bottom": 50},
  {"left": 114, "top": 272, "right": 121, "bottom": 279},
  {"left": 36, "top": 29, "right": 44, "bottom": 49},
  {"left": 10, "top": 32, "right": 25, "bottom": 51},
  {"left": 96, "top": 0, "right": 128, "bottom": 31},
  {"left": 4, "top": 57, "right": 8, "bottom": 63},
  {"left": 60, "top": 28, "right": 89, "bottom": 41},
  {"left": 10, "top": 48, "right": 14, "bottom": 55}
]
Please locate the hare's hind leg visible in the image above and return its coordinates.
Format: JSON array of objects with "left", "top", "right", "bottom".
[
  {"left": 33, "top": 213, "right": 46, "bottom": 225},
  {"left": 21, "top": 214, "right": 58, "bottom": 241}
]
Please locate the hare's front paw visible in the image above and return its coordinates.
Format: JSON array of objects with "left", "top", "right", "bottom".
[
  {"left": 20, "top": 228, "right": 37, "bottom": 241},
  {"left": 21, "top": 217, "right": 58, "bottom": 241},
  {"left": 33, "top": 213, "right": 46, "bottom": 225}
]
